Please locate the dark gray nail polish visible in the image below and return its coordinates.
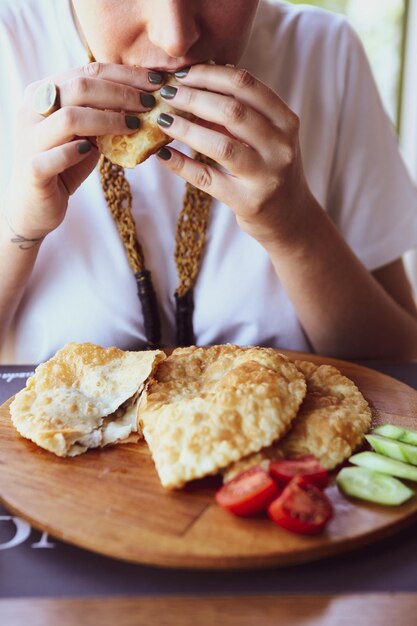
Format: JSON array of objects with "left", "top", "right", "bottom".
[
  {"left": 158, "top": 147, "right": 172, "bottom": 160},
  {"left": 125, "top": 115, "right": 140, "bottom": 129},
  {"left": 148, "top": 71, "right": 164, "bottom": 84},
  {"left": 174, "top": 67, "right": 190, "bottom": 79},
  {"left": 77, "top": 140, "right": 92, "bottom": 154},
  {"left": 140, "top": 93, "right": 156, "bottom": 108},
  {"left": 157, "top": 113, "right": 174, "bottom": 128},
  {"left": 160, "top": 85, "right": 177, "bottom": 100}
]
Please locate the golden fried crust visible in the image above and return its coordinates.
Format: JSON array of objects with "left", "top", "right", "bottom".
[
  {"left": 96, "top": 103, "right": 173, "bottom": 168},
  {"left": 224, "top": 359, "right": 372, "bottom": 481},
  {"left": 10, "top": 342, "right": 165, "bottom": 457},
  {"left": 278, "top": 360, "right": 372, "bottom": 467},
  {"left": 96, "top": 77, "right": 183, "bottom": 168},
  {"left": 138, "top": 345, "right": 307, "bottom": 489}
]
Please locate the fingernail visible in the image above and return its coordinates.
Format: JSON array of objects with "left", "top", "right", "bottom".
[
  {"left": 160, "top": 85, "right": 177, "bottom": 100},
  {"left": 174, "top": 67, "right": 190, "bottom": 79},
  {"left": 125, "top": 115, "right": 140, "bottom": 129},
  {"left": 148, "top": 71, "right": 164, "bottom": 84},
  {"left": 77, "top": 140, "right": 92, "bottom": 154},
  {"left": 157, "top": 113, "right": 174, "bottom": 128},
  {"left": 157, "top": 147, "right": 172, "bottom": 161},
  {"left": 140, "top": 93, "right": 156, "bottom": 108}
]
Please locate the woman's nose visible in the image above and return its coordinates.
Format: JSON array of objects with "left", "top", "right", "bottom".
[{"left": 146, "top": 1, "right": 200, "bottom": 58}]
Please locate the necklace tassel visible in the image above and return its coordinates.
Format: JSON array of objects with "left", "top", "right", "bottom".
[
  {"left": 175, "top": 290, "right": 195, "bottom": 347},
  {"left": 135, "top": 270, "right": 161, "bottom": 349}
]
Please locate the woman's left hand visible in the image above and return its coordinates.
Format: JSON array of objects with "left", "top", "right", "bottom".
[{"left": 157, "top": 63, "right": 317, "bottom": 248}]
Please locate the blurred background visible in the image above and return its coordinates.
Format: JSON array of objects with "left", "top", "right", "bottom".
[{"left": 280, "top": 0, "right": 417, "bottom": 289}]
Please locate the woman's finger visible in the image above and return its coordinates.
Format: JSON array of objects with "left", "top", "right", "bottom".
[
  {"left": 60, "top": 146, "right": 100, "bottom": 196},
  {"left": 157, "top": 113, "right": 259, "bottom": 176},
  {"left": 27, "top": 139, "right": 98, "bottom": 190},
  {"left": 33, "top": 107, "right": 141, "bottom": 152},
  {"left": 156, "top": 146, "right": 241, "bottom": 207},
  {"left": 78, "top": 62, "right": 165, "bottom": 90},
  {"left": 25, "top": 62, "right": 165, "bottom": 105},
  {"left": 175, "top": 64, "right": 299, "bottom": 131},
  {"left": 55, "top": 75, "right": 157, "bottom": 114},
  {"left": 160, "top": 83, "right": 278, "bottom": 158}
]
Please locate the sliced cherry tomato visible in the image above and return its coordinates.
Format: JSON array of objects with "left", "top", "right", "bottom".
[
  {"left": 269, "top": 455, "right": 329, "bottom": 489},
  {"left": 268, "top": 476, "right": 333, "bottom": 535},
  {"left": 215, "top": 466, "right": 280, "bottom": 517}
]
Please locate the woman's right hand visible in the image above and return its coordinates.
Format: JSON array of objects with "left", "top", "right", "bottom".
[{"left": 4, "top": 62, "right": 162, "bottom": 241}]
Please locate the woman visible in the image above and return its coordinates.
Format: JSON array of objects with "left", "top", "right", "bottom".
[{"left": 1, "top": 0, "right": 417, "bottom": 363}]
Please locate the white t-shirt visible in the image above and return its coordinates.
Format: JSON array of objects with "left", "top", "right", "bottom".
[{"left": 1, "top": 0, "right": 417, "bottom": 364}]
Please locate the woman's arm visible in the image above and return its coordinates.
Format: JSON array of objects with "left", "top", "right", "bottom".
[
  {"left": 372, "top": 259, "right": 417, "bottom": 317},
  {"left": 155, "top": 63, "right": 417, "bottom": 359},
  {"left": 0, "top": 125, "right": 99, "bottom": 347},
  {"left": 0, "top": 216, "right": 42, "bottom": 346},
  {"left": 0, "top": 62, "right": 162, "bottom": 347},
  {"left": 262, "top": 198, "right": 417, "bottom": 359}
]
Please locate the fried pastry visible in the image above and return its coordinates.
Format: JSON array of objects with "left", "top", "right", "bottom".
[
  {"left": 138, "top": 344, "right": 307, "bottom": 489},
  {"left": 224, "top": 360, "right": 372, "bottom": 481},
  {"left": 96, "top": 76, "right": 180, "bottom": 168},
  {"left": 10, "top": 342, "right": 165, "bottom": 457}
]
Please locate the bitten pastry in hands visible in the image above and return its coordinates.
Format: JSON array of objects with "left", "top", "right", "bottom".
[{"left": 96, "top": 76, "right": 181, "bottom": 168}]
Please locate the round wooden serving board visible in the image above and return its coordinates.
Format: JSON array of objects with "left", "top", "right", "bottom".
[{"left": 1, "top": 350, "right": 417, "bottom": 570}]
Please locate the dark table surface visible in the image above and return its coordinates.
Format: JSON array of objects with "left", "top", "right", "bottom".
[{"left": 1, "top": 360, "right": 417, "bottom": 599}]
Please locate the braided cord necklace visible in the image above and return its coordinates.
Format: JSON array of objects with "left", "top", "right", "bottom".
[
  {"left": 98, "top": 154, "right": 213, "bottom": 348},
  {"left": 73, "top": 16, "right": 214, "bottom": 349}
]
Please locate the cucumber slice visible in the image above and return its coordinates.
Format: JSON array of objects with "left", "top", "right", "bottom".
[
  {"left": 337, "top": 466, "right": 414, "bottom": 505},
  {"left": 373, "top": 424, "right": 417, "bottom": 446},
  {"left": 366, "top": 434, "right": 417, "bottom": 465},
  {"left": 350, "top": 451, "right": 417, "bottom": 482}
]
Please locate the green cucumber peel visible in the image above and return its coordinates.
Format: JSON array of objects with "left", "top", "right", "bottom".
[
  {"left": 373, "top": 424, "right": 417, "bottom": 446},
  {"left": 366, "top": 434, "right": 417, "bottom": 466},
  {"left": 350, "top": 451, "right": 417, "bottom": 482},
  {"left": 336, "top": 466, "right": 414, "bottom": 506}
]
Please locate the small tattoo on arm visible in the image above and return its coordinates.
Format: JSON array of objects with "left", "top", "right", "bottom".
[
  {"left": 10, "top": 231, "right": 45, "bottom": 250},
  {"left": 2, "top": 209, "right": 45, "bottom": 250}
]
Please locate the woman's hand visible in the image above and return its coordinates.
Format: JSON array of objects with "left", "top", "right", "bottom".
[
  {"left": 4, "top": 63, "right": 162, "bottom": 242},
  {"left": 156, "top": 63, "right": 317, "bottom": 248}
]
